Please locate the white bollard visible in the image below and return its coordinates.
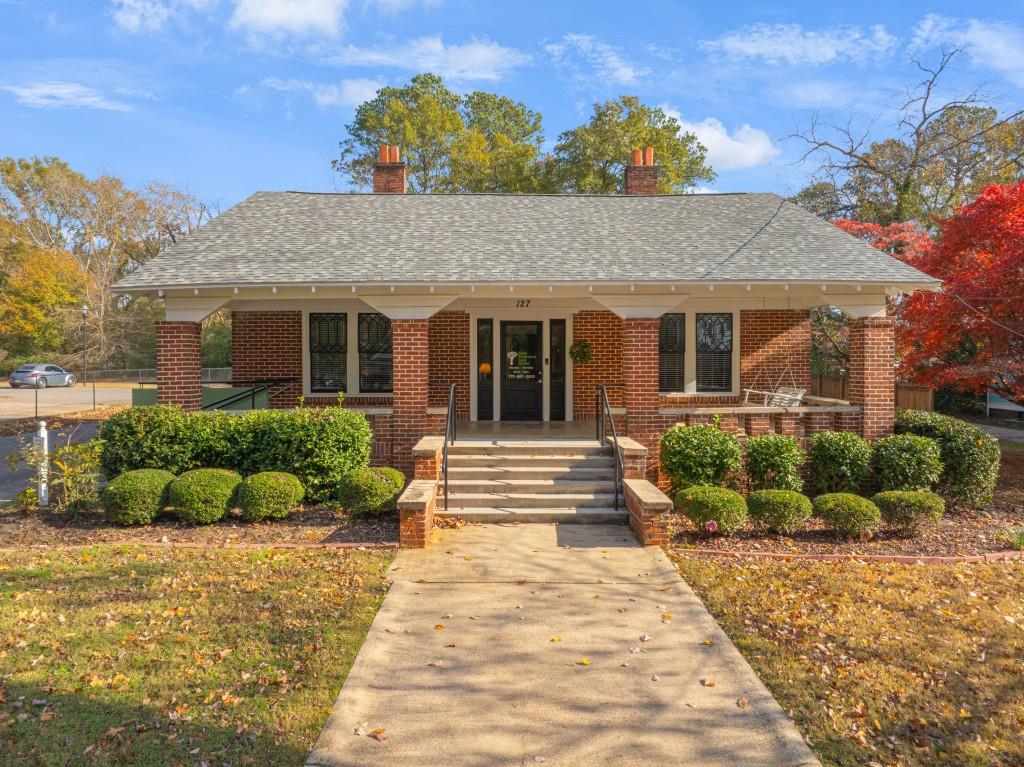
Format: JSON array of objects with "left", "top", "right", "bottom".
[{"left": 33, "top": 420, "right": 49, "bottom": 507}]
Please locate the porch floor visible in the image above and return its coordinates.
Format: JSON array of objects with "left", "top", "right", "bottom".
[{"left": 455, "top": 420, "right": 597, "bottom": 444}]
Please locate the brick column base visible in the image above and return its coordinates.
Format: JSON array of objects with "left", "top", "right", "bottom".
[
  {"left": 398, "top": 479, "right": 436, "bottom": 548},
  {"left": 625, "top": 478, "right": 673, "bottom": 546},
  {"left": 155, "top": 321, "right": 202, "bottom": 410}
]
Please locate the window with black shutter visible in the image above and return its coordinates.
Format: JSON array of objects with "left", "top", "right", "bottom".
[
  {"left": 659, "top": 313, "right": 685, "bottom": 392},
  {"left": 696, "top": 313, "right": 733, "bottom": 392},
  {"left": 309, "top": 313, "right": 346, "bottom": 393},
  {"left": 358, "top": 313, "right": 393, "bottom": 393}
]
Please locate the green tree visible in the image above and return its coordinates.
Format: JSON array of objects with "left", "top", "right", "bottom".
[
  {"left": 334, "top": 74, "right": 548, "bottom": 193},
  {"left": 551, "top": 96, "right": 714, "bottom": 194}
]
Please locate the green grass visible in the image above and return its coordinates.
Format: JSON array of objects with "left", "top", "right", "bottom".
[
  {"left": 0, "top": 546, "right": 393, "bottom": 766},
  {"left": 672, "top": 554, "right": 1024, "bottom": 767}
]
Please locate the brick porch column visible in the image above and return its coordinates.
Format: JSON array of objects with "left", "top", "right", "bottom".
[
  {"left": 155, "top": 320, "right": 202, "bottom": 410},
  {"left": 622, "top": 317, "right": 661, "bottom": 481},
  {"left": 392, "top": 318, "right": 430, "bottom": 476},
  {"left": 847, "top": 316, "right": 895, "bottom": 439}
]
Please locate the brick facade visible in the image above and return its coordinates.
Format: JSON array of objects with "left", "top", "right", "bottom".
[
  {"left": 847, "top": 316, "right": 895, "bottom": 439},
  {"left": 232, "top": 311, "right": 303, "bottom": 407},
  {"left": 428, "top": 310, "right": 471, "bottom": 419},
  {"left": 571, "top": 310, "right": 624, "bottom": 418},
  {"left": 739, "top": 309, "right": 812, "bottom": 393},
  {"left": 622, "top": 317, "right": 662, "bottom": 482},
  {"left": 155, "top": 321, "right": 202, "bottom": 410}
]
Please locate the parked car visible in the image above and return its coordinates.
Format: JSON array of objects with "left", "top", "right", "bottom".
[{"left": 8, "top": 364, "right": 77, "bottom": 389}]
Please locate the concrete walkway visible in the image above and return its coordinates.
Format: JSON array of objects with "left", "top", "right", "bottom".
[{"left": 308, "top": 524, "right": 819, "bottom": 767}]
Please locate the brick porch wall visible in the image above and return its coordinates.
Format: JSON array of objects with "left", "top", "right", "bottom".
[
  {"left": 571, "top": 310, "right": 624, "bottom": 418},
  {"left": 428, "top": 310, "right": 471, "bottom": 419},
  {"left": 848, "top": 316, "right": 895, "bottom": 439},
  {"left": 155, "top": 321, "right": 202, "bottom": 410}
]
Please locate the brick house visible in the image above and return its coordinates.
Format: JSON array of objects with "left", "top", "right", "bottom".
[{"left": 115, "top": 146, "right": 938, "bottom": 541}]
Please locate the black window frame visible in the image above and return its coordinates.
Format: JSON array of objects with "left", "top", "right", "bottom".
[
  {"left": 695, "top": 312, "right": 734, "bottom": 393},
  {"left": 357, "top": 313, "right": 393, "bottom": 394},
  {"left": 658, "top": 313, "right": 686, "bottom": 392},
  {"left": 309, "top": 313, "right": 347, "bottom": 393}
]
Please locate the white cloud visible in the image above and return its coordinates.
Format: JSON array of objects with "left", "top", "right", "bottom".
[
  {"left": 546, "top": 33, "right": 648, "bottom": 86},
  {"left": 783, "top": 79, "right": 862, "bottom": 109},
  {"left": 111, "top": 0, "right": 212, "bottom": 33},
  {"left": 701, "top": 23, "right": 898, "bottom": 66},
  {"left": 911, "top": 14, "right": 1024, "bottom": 87},
  {"left": 230, "top": 0, "right": 350, "bottom": 37},
  {"left": 261, "top": 76, "right": 382, "bottom": 107},
  {"left": 665, "top": 110, "right": 779, "bottom": 170},
  {"left": 0, "top": 81, "right": 134, "bottom": 111},
  {"left": 326, "top": 36, "right": 531, "bottom": 81}
]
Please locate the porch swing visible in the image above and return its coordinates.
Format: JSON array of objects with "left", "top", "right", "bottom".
[{"left": 742, "top": 362, "right": 806, "bottom": 408}]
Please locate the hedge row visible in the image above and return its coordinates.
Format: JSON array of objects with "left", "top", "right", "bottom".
[
  {"left": 675, "top": 485, "right": 945, "bottom": 539},
  {"left": 660, "top": 414, "right": 1000, "bottom": 509},
  {"left": 98, "top": 406, "right": 372, "bottom": 503}
]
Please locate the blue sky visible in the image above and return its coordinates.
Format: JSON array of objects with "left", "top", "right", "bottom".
[{"left": 2, "top": 0, "right": 1022, "bottom": 209}]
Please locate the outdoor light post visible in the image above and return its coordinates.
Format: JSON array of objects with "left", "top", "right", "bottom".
[{"left": 81, "top": 304, "right": 95, "bottom": 410}]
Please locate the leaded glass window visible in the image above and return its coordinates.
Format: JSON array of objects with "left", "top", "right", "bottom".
[
  {"left": 358, "top": 313, "right": 393, "bottom": 393},
  {"left": 659, "top": 313, "right": 685, "bottom": 391},
  {"left": 696, "top": 313, "right": 733, "bottom": 392},
  {"left": 310, "top": 313, "right": 346, "bottom": 393}
]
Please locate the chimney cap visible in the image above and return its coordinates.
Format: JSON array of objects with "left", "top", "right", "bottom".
[
  {"left": 630, "top": 148, "right": 642, "bottom": 166},
  {"left": 642, "top": 146, "right": 654, "bottom": 166},
  {"left": 378, "top": 145, "right": 389, "bottom": 162},
  {"left": 388, "top": 144, "right": 400, "bottom": 163}
]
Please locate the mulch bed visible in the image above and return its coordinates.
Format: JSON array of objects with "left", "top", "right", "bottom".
[
  {"left": 0, "top": 406, "right": 126, "bottom": 437},
  {"left": 0, "top": 505, "right": 399, "bottom": 548},
  {"left": 674, "top": 444, "right": 1024, "bottom": 559}
]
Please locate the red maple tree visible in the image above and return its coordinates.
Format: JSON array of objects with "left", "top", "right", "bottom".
[{"left": 836, "top": 182, "right": 1024, "bottom": 406}]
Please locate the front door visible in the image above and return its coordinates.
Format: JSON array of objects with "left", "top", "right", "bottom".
[{"left": 501, "top": 321, "right": 543, "bottom": 420}]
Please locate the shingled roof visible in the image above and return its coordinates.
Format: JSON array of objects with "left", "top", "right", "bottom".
[{"left": 116, "top": 191, "right": 938, "bottom": 290}]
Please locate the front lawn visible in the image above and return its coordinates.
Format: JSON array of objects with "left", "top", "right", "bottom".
[
  {"left": 672, "top": 554, "right": 1024, "bottom": 767},
  {"left": 0, "top": 546, "right": 393, "bottom": 766}
]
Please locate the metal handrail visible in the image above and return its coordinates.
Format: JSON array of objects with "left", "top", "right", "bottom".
[
  {"left": 200, "top": 378, "right": 298, "bottom": 411},
  {"left": 441, "top": 384, "right": 456, "bottom": 511},
  {"left": 595, "top": 384, "right": 624, "bottom": 511}
]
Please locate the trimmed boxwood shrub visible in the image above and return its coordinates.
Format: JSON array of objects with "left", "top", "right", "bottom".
[
  {"left": 99, "top": 406, "right": 372, "bottom": 504},
  {"left": 873, "top": 490, "right": 945, "bottom": 535},
  {"left": 674, "top": 486, "right": 747, "bottom": 536},
  {"left": 808, "top": 431, "right": 872, "bottom": 494},
  {"left": 746, "top": 489, "right": 813, "bottom": 535},
  {"left": 872, "top": 434, "right": 942, "bottom": 491},
  {"left": 237, "top": 472, "right": 305, "bottom": 521},
  {"left": 101, "top": 469, "right": 176, "bottom": 526},
  {"left": 895, "top": 410, "right": 1000, "bottom": 510},
  {"left": 813, "top": 493, "right": 881, "bottom": 539},
  {"left": 745, "top": 434, "right": 806, "bottom": 491},
  {"left": 168, "top": 468, "right": 241, "bottom": 525},
  {"left": 338, "top": 467, "right": 406, "bottom": 516},
  {"left": 661, "top": 425, "right": 742, "bottom": 490}
]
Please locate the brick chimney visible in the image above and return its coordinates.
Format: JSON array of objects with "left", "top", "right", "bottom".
[
  {"left": 624, "top": 145, "right": 658, "bottom": 195},
  {"left": 373, "top": 144, "right": 406, "bottom": 193}
]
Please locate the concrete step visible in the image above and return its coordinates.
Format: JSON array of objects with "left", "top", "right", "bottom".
[
  {"left": 447, "top": 466, "right": 616, "bottom": 481},
  {"left": 447, "top": 454, "right": 615, "bottom": 468},
  {"left": 435, "top": 507, "right": 627, "bottom": 524},
  {"left": 447, "top": 442, "right": 610, "bottom": 457},
  {"left": 445, "top": 478, "right": 618, "bottom": 494},
  {"left": 444, "top": 491, "right": 618, "bottom": 509}
]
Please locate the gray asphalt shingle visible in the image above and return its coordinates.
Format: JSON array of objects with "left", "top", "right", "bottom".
[{"left": 116, "top": 191, "right": 938, "bottom": 289}]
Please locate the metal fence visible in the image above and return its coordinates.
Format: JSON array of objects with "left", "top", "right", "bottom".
[
  {"left": 811, "top": 375, "right": 934, "bottom": 411},
  {"left": 88, "top": 367, "right": 232, "bottom": 384}
]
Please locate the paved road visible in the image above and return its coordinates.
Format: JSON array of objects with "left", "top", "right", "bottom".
[
  {"left": 976, "top": 423, "right": 1024, "bottom": 445},
  {"left": 0, "top": 385, "right": 132, "bottom": 421},
  {"left": 0, "top": 422, "right": 100, "bottom": 503},
  {"left": 308, "top": 524, "right": 819, "bottom": 767}
]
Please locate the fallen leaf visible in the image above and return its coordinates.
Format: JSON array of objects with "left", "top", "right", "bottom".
[
  {"left": 737, "top": 697, "right": 749, "bottom": 709},
  {"left": 700, "top": 679, "right": 716, "bottom": 687}
]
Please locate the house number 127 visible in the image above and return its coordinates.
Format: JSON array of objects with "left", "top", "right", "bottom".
[{"left": 515, "top": 299, "right": 531, "bottom": 308}]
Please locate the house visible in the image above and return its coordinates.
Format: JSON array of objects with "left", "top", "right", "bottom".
[{"left": 115, "top": 146, "right": 939, "bottom": 543}]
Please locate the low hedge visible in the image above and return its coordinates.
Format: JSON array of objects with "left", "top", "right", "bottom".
[
  {"left": 338, "top": 467, "right": 406, "bottom": 516},
  {"left": 808, "top": 431, "right": 872, "bottom": 494},
  {"left": 745, "top": 434, "right": 805, "bottom": 491},
  {"left": 746, "top": 489, "right": 813, "bottom": 535},
  {"left": 813, "top": 492, "right": 881, "bottom": 539},
  {"left": 895, "top": 410, "right": 1000, "bottom": 510},
  {"left": 661, "top": 425, "right": 742, "bottom": 490},
  {"left": 872, "top": 434, "right": 943, "bottom": 491},
  {"left": 674, "top": 486, "right": 747, "bottom": 536},
  {"left": 237, "top": 472, "right": 305, "bottom": 521},
  {"left": 101, "top": 469, "right": 176, "bottom": 526},
  {"left": 873, "top": 490, "right": 945, "bottom": 535},
  {"left": 168, "top": 468, "right": 241, "bottom": 525},
  {"left": 99, "top": 406, "right": 372, "bottom": 504}
]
